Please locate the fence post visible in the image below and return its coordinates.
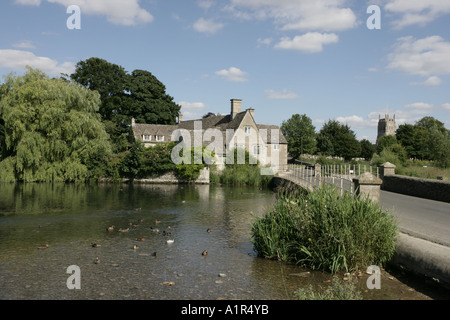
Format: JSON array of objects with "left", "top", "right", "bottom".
[{"left": 352, "top": 172, "right": 382, "bottom": 202}]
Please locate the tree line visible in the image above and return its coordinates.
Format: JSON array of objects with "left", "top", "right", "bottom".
[
  {"left": 0, "top": 58, "right": 182, "bottom": 182},
  {"left": 281, "top": 113, "right": 450, "bottom": 168}
]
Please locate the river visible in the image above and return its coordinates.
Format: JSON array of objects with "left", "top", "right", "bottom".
[{"left": 0, "top": 183, "right": 447, "bottom": 300}]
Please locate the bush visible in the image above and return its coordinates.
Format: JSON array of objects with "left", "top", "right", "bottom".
[{"left": 251, "top": 186, "right": 398, "bottom": 274}]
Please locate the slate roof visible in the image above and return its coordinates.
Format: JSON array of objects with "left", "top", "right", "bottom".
[{"left": 132, "top": 110, "right": 287, "bottom": 145}]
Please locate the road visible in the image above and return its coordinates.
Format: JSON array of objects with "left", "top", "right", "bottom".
[{"left": 380, "top": 190, "right": 450, "bottom": 247}]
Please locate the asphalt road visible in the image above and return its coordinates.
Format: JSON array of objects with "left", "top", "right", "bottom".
[{"left": 380, "top": 190, "right": 450, "bottom": 247}]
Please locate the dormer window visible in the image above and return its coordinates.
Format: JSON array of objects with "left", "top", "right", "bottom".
[
  {"left": 142, "top": 135, "right": 151, "bottom": 142},
  {"left": 244, "top": 126, "right": 251, "bottom": 134},
  {"left": 155, "top": 135, "right": 165, "bottom": 142}
]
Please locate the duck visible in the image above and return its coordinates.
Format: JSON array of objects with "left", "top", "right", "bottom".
[
  {"left": 155, "top": 219, "right": 160, "bottom": 225},
  {"left": 150, "top": 227, "right": 160, "bottom": 233},
  {"left": 106, "top": 226, "right": 114, "bottom": 232},
  {"left": 151, "top": 252, "right": 157, "bottom": 257},
  {"left": 133, "top": 245, "right": 139, "bottom": 250},
  {"left": 202, "top": 250, "right": 208, "bottom": 256},
  {"left": 167, "top": 226, "right": 175, "bottom": 231},
  {"left": 138, "top": 219, "right": 144, "bottom": 223},
  {"left": 206, "top": 228, "right": 212, "bottom": 233},
  {"left": 129, "top": 223, "right": 138, "bottom": 228},
  {"left": 162, "top": 230, "right": 172, "bottom": 236},
  {"left": 134, "top": 208, "right": 142, "bottom": 211},
  {"left": 38, "top": 244, "right": 49, "bottom": 250},
  {"left": 136, "top": 237, "right": 145, "bottom": 242},
  {"left": 94, "top": 257, "right": 100, "bottom": 264},
  {"left": 91, "top": 243, "right": 101, "bottom": 248},
  {"left": 119, "top": 228, "right": 129, "bottom": 233},
  {"left": 166, "top": 239, "right": 174, "bottom": 244}
]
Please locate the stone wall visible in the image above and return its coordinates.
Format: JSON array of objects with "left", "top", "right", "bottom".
[{"left": 381, "top": 174, "right": 450, "bottom": 203}]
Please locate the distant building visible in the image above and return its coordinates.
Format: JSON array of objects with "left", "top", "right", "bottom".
[
  {"left": 132, "top": 99, "right": 288, "bottom": 170},
  {"left": 377, "top": 114, "right": 396, "bottom": 143}
]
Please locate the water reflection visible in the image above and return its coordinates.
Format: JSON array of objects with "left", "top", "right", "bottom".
[
  {"left": 0, "top": 183, "right": 439, "bottom": 300},
  {"left": 0, "top": 183, "right": 309, "bottom": 299}
]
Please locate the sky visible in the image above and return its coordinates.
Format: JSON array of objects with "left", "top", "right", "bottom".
[{"left": 1, "top": 0, "right": 449, "bottom": 143}]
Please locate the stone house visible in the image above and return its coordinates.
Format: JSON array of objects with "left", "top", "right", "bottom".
[{"left": 132, "top": 99, "right": 288, "bottom": 171}]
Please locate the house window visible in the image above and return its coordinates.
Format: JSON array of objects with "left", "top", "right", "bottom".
[
  {"left": 155, "top": 135, "right": 165, "bottom": 142},
  {"left": 253, "top": 145, "right": 260, "bottom": 155},
  {"left": 244, "top": 126, "right": 251, "bottom": 134},
  {"left": 142, "top": 135, "right": 151, "bottom": 142},
  {"left": 273, "top": 144, "right": 280, "bottom": 150}
]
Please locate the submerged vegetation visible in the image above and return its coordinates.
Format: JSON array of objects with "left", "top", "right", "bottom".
[
  {"left": 251, "top": 185, "right": 398, "bottom": 274},
  {"left": 296, "top": 277, "right": 362, "bottom": 300}
]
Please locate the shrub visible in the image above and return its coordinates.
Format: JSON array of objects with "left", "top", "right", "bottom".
[{"left": 252, "top": 186, "right": 398, "bottom": 274}]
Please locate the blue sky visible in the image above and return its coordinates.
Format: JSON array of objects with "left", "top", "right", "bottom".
[{"left": 1, "top": 0, "right": 449, "bottom": 143}]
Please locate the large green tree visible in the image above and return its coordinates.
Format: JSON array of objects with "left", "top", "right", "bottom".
[
  {"left": 71, "top": 58, "right": 181, "bottom": 151},
  {"left": 359, "top": 139, "right": 375, "bottom": 161},
  {"left": 0, "top": 67, "right": 112, "bottom": 182},
  {"left": 396, "top": 116, "right": 448, "bottom": 161},
  {"left": 127, "top": 69, "right": 180, "bottom": 125},
  {"left": 281, "top": 114, "right": 316, "bottom": 159},
  {"left": 317, "top": 120, "right": 361, "bottom": 160}
]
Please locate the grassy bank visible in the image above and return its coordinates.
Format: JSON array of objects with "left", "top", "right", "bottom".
[{"left": 251, "top": 185, "right": 398, "bottom": 274}]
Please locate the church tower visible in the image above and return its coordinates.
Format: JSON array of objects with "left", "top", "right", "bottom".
[{"left": 377, "top": 114, "right": 396, "bottom": 143}]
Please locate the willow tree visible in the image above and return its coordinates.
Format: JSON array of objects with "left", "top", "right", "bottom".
[{"left": 0, "top": 67, "right": 112, "bottom": 182}]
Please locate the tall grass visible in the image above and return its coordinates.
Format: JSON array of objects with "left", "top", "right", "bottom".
[
  {"left": 219, "top": 165, "right": 273, "bottom": 187},
  {"left": 251, "top": 185, "right": 398, "bottom": 274}
]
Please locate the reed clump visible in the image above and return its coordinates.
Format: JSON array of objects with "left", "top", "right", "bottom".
[{"left": 251, "top": 185, "right": 398, "bottom": 274}]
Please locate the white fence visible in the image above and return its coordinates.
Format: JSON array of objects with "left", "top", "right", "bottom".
[{"left": 280, "top": 164, "right": 354, "bottom": 196}]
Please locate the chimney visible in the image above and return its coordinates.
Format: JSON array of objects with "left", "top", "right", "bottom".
[
  {"left": 247, "top": 108, "right": 254, "bottom": 119},
  {"left": 131, "top": 117, "right": 135, "bottom": 127},
  {"left": 230, "top": 99, "right": 242, "bottom": 119},
  {"left": 178, "top": 112, "right": 183, "bottom": 124}
]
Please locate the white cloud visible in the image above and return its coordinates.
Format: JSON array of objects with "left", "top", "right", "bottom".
[
  {"left": 18, "top": 0, "right": 154, "bottom": 26},
  {"left": 227, "top": 0, "right": 357, "bottom": 32},
  {"left": 412, "top": 76, "right": 442, "bottom": 86},
  {"left": 336, "top": 115, "right": 378, "bottom": 129},
  {"left": 179, "top": 101, "right": 207, "bottom": 110},
  {"left": 12, "top": 40, "right": 36, "bottom": 49},
  {"left": 368, "top": 67, "right": 378, "bottom": 72},
  {"left": 14, "top": 0, "right": 41, "bottom": 5},
  {"left": 274, "top": 32, "right": 339, "bottom": 53},
  {"left": 257, "top": 37, "right": 273, "bottom": 47},
  {"left": 265, "top": 89, "right": 299, "bottom": 99},
  {"left": 404, "top": 102, "right": 433, "bottom": 110},
  {"left": 0, "top": 49, "right": 75, "bottom": 75},
  {"left": 197, "top": 0, "right": 214, "bottom": 10},
  {"left": 387, "top": 36, "right": 450, "bottom": 78},
  {"left": 179, "top": 101, "right": 208, "bottom": 120},
  {"left": 215, "top": 67, "right": 248, "bottom": 82},
  {"left": 442, "top": 103, "right": 450, "bottom": 110},
  {"left": 385, "top": 0, "right": 450, "bottom": 29},
  {"left": 193, "top": 18, "right": 224, "bottom": 34}
]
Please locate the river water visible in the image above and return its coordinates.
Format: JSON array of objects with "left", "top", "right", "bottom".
[{"left": 0, "top": 183, "right": 447, "bottom": 300}]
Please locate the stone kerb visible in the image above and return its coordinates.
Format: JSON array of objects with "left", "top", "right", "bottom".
[{"left": 353, "top": 172, "right": 382, "bottom": 202}]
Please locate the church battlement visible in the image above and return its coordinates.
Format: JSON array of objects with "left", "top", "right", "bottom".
[{"left": 377, "top": 114, "right": 396, "bottom": 142}]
